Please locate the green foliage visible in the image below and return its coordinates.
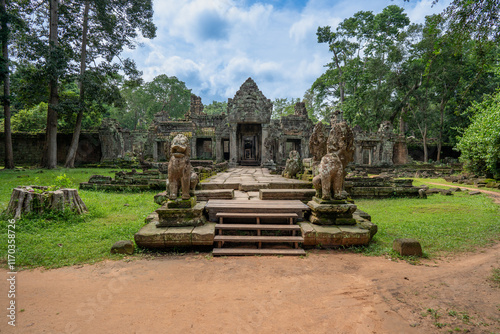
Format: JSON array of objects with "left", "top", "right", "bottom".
[
  {"left": 204, "top": 100, "right": 227, "bottom": 115},
  {"left": 54, "top": 173, "right": 74, "bottom": 188},
  {"left": 145, "top": 74, "right": 191, "bottom": 120},
  {"left": 7, "top": 102, "right": 48, "bottom": 132},
  {"left": 314, "top": 5, "right": 411, "bottom": 130},
  {"left": 111, "top": 75, "right": 191, "bottom": 130},
  {"left": 272, "top": 97, "right": 300, "bottom": 119},
  {"left": 456, "top": 90, "right": 500, "bottom": 177},
  {"left": 490, "top": 268, "right": 500, "bottom": 287}
]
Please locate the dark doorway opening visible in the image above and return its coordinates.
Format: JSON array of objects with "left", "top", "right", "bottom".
[
  {"left": 222, "top": 139, "right": 230, "bottom": 160},
  {"left": 285, "top": 139, "right": 301, "bottom": 158},
  {"left": 238, "top": 124, "right": 261, "bottom": 166}
]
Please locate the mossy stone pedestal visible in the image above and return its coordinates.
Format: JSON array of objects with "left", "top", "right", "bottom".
[
  {"left": 155, "top": 196, "right": 206, "bottom": 227},
  {"left": 307, "top": 196, "right": 357, "bottom": 225}
]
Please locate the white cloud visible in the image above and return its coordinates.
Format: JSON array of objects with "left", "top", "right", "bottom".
[{"left": 123, "top": 0, "right": 449, "bottom": 103}]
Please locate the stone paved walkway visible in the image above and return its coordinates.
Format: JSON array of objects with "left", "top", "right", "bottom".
[{"left": 200, "top": 167, "right": 311, "bottom": 198}]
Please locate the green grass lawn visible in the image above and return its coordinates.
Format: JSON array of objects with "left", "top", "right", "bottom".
[
  {"left": 355, "top": 190, "right": 500, "bottom": 257},
  {"left": 0, "top": 168, "right": 499, "bottom": 268},
  {"left": 0, "top": 168, "right": 158, "bottom": 269}
]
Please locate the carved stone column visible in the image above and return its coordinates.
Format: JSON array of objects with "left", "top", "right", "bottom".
[
  {"left": 229, "top": 124, "right": 238, "bottom": 167},
  {"left": 261, "top": 124, "right": 269, "bottom": 165},
  {"left": 152, "top": 141, "right": 158, "bottom": 162}
]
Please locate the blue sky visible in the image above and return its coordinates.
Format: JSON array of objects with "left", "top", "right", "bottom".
[{"left": 123, "top": 0, "right": 449, "bottom": 105}]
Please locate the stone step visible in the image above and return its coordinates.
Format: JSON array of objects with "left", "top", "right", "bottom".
[
  {"left": 214, "top": 235, "right": 304, "bottom": 243},
  {"left": 206, "top": 199, "right": 310, "bottom": 222},
  {"left": 215, "top": 224, "right": 301, "bottom": 231},
  {"left": 195, "top": 189, "right": 234, "bottom": 201},
  {"left": 216, "top": 212, "right": 298, "bottom": 220},
  {"left": 213, "top": 248, "right": 306, "bottom": 256},
  {"left": 259, "top": 189, "right": 316, "bottom": 201}
]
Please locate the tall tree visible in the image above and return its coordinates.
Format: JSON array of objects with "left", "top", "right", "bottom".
[
  {"left": 314, "top": 5, "right": 411, "bottom": 130},
  {"left": 44, "top": 0, "right": 60, "bottom": 169},
  {"left": 0, "top": 0, "right": 14, "bottom": 168},
  {"left": 64, "top": 0, "right": 89, "bottom": 168},
  {"left": 144, "top": 75, "right": 191, "bottom": 120},
  {"left": 64, "top": 0, "right": 156, "bottom": 167}
]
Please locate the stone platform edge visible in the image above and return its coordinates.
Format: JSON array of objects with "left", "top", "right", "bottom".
[{"left": 134, "top": 212, "right": 377, "bottom": 249}]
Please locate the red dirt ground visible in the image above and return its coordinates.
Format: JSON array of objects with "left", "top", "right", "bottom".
[{"left": 1, "top": 243, "right": 499, "bottom": 334}]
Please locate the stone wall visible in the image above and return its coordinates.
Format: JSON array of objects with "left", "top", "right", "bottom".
[{"left": 0, "top": 132, "right": 101, "bottom": 165}]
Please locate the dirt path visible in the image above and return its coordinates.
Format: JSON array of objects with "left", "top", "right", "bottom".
[
  {"left": 1, "top": 244, "right": 499, "bottom": 334},
  {"left": 426, "top": 182, "right": 500, "bottom": 204}
]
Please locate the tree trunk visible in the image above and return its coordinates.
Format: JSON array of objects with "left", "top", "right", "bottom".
[
  {"left": 399, "top": 107, "right": 406, "bottom": 136},
  {"left": 422, "top": 124, "right": 428, "bottom": 163},
  {"left": 64, "top": 0, "right": 89, "bottom": 168},
  {"left": 1, "top": 0, "right": 14, "bottom": 169},
  {"left": 437, "top": 96, "right": 446, "bottom": 162},
  {"left": 44, "top": 0, "right": 59, "bottom": 169},
  {"left": 6, "top": 187, "right": 88, "bottom": 219}
]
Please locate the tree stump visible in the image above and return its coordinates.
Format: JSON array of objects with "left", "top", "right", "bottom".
[{"left": 6, "top": 186, "right": 88, "bottom": 219}]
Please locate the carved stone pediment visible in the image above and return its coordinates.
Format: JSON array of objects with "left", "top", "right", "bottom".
[{"left": 227, "top": 78, "right": 272, "bottom": 124}]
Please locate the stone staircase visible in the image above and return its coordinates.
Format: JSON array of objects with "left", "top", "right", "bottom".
[{"left": 212, "top": 212, "right": 306, "bottom": 256}]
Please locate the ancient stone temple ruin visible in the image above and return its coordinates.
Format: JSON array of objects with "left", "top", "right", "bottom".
[
  {"left": 97, "top": 78, "right": 408, "bottom": 168},
  {"left": 144, "top": 78, "right": 314, "bottom": 167}
]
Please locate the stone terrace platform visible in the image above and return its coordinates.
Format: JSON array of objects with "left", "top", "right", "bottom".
[
  {"left": 200, "top": 167, "right": 311, "bottom": 191},
  {"left": 135, "top": 167, "right": 377, "bottom": 254}
]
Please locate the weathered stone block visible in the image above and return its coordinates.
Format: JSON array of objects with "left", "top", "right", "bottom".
[
  {"left": 134, "top": 222, "right": 165, "bottom": 248},
  {"left": 299, "top": 222, "right": 316, "bottom": 246},
  {"left": 338, "top": 226, "right": 370, "bottom": 245},
  {"left": 191, "top": 223, "right": 216, "bottom": 245},
  {"left": 110, "top": 240, "right": 134, "bottom": 255},
  {"left": 392, "top": 238, "right": 423, "bottom": 257},
  {"left": 307, "top": 199, "right": 357, "bottom": 225},
  {"left": 259, "top": 189, "right": 316, "bottom": 201},
  {"left": 145, "top": 212, "right": 158, "bottom": 223},
  {"left": 156, "top": 202, "right": 206, "bottom": 227},
  {"left": 314, "top": 225, "right": 343, "bottom": 246},
  {"left": 195, "top": 189, "right": 234, "bottom": 201},
  {"left": 163, "top": 226, "right": 194, "bottom": 246},
  {"left": 166, "top": 197, "right": 197, "bottom": 209},
  {"left": 89, "top": 175, "right": 112, "bottom": 184},
  {"left": 239, "top": 183, "right": 269, "bottom": 191}
]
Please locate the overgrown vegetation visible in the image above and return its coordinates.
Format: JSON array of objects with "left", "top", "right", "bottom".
[{"left": 456, "top": 89, "right": 500, "bottom": 178}]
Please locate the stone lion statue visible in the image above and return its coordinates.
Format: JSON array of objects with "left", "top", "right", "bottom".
[
  {"left": 283, "top": 150, "right": 302, "bottom": 178},
  {"left": 309, "top": 122, "right": 327, "bottom": 162},
  {"left": 313, "top": 122, "right": 354, "bottom": 200},
  {"left": 167, "top": 134, "right": 198, "bottom": 200}
]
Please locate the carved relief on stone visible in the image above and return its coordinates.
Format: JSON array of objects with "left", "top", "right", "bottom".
[
  {"left": 309, "top": 122, "right": 327, "bottom": 162},
  {"left": 167, "top": 134, "right": 198, "bottom": 200},
  {"left": 264, "top": 135, "right": 277, "bottom": 163},
  {"left": 227, "top": 78, "right": 273, "bottom": 123},
  {"left": 313, "top": 122, "right": 354, "bottom": 200},
  {"left": 283, "top": 150, "right": 302, "bottom": 178}
]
